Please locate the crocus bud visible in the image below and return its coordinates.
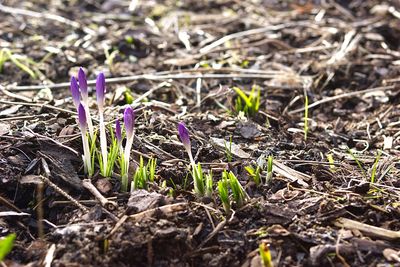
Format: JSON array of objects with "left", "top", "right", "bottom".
[
  {"left": 78, "top": 104, "right": 87, "bottom": 131},
  {"left": 70, "top": 76, "right": 80, "bottom": 108},
  {"left": 78, "top": 67, "right": 88, "bottom": 99},
  {"left": 115, "top": 119, "right": 122, "bottom": 143},
  {"left": 178, "top": 122, "right": 191, "bottom": 154},
  {"left": 96, "top": 72, "right": 106, "bottom": 110},
  {"left": 124, "top": 107, "right": 135, "bottom": 139}
]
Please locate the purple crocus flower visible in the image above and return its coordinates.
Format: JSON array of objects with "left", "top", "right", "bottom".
[
  {"left": 178, "top": 122, "right": 191, "bottom": 150},
  {"left": 123, "top": 107, "right": 135, "bottom": 139},
  {"left": 78, "top": 103, "right": 87, "bottom": 131},
  {"left": 96, "top": 72, "right": 106, "bottom": 110},
  {"left": 115, "top": 119, "right": 122, "bottom": 143},
  {"left": 78, "top": 67, "right": 88, "bottom": 99},
  {"left": 178, "top": 122, "right": 193, "bottom": 163},
  {"left": 70, "top": 76, "right": 80, "bottom": 108}
]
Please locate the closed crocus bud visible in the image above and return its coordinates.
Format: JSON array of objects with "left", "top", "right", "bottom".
[
  {"left": 70, "top": 76, "right": 80, "bottom": 108},
  {"left": 78, "top": 104, "right": 87, "bottom": 131},
  {"left": 115, "top": 119, "right": 122, "bottom": 143},
  {"left": 96, "top": 72, "right": 106, "bottom": 110},
  {"left": 178, "top": 122, "right": 191, "bottom": 151},
  {"left": 78, "top": 67, "right": 88, "bottom": 99},
  {"left": 124, "top": 107, "right": 135, "bottom": 139}
]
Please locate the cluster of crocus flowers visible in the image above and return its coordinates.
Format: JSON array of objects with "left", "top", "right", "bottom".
[
  {"left": 70, "top": 69, "right": 157, "bottom": 192},
  {"left": 70, "top": 69, "right": 112, "bottom": 178}
]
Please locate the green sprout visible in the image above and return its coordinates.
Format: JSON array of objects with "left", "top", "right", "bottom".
[
  {"left": 0, "top": 48, "right": 37, "bottom": 79},
  {"left": 224, "top": 135, "right": 233, "bottom": 162},
  {"left": 245, "top": 155, "right": 273, "bottom": 186},
  {"left": 245, "top": 165, "right": 261, "bottom": 185},
  {"left": 304, "top": 93, "right": 309, "bottom": 141},
  {"left": 191, "top": 163, "right": 206, "bottom": 196},
  {"left": 327, "top": 154, "right": 335, "bottom": 172},
  {"left": 233, "top": 85, "right": 261, "bottom": 117},
  {"left": 370, "top": 150, "right": 382, "bottom": 183},
  {"left": 259, "top": 243, "right": 274, "bottom": 267},
  {"left": 224, "top": 170, "right": 249, "bottom": 208},
  {"left": 205, "top": 170, "right": 213, "bottom": 198},
  {"left": 0, "top": 233, "right": 16, "bottom": 262},
  {"left": 132, "top": 156, "right": 157, "bottom": 190},
  {"left": 218, "top": 179, "right": 230, "bottom": 214},
  {"left": 266, "top": 155, "right": 273, "bottom": 184},
  {"left": 347, "top": 148, "right": 366, "bottom": 177},
  {"left": 102, "top": 125, "right": 121, "bottom": 177}
]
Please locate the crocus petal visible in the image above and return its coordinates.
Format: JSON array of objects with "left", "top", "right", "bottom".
[
  {"left": 78, "top": 104, "right": 87, "bottom": 131},
  {"left": 115, "top": 119, "right": 122, "bottom": 143},
  {"left": 70, "top": 76, "right": 80, "bottom": 108},
  {"left": 124, "top": 107, "right": 135, "bottom": 139},
  {"left": 178, "top": 122, "right": 191, "bottom": 150},
  {"left": 96, "top": 72, "right": 106, "bottom": 109},
  {"left": 78, "top": 67, "right": 88, "bottom": 98}
]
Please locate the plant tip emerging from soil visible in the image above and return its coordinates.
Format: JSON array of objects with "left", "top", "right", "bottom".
[{"left": 70, "top": 76, "right": 80, "bottom": 109}]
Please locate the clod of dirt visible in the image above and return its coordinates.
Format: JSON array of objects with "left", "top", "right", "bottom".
[{"left": 127, "top": 189, "right": 166, "bottom": 214}]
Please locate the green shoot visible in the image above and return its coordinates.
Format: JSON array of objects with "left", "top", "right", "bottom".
[
  {"left": 224, "top": 136, "right": 233, "bottom": 162},
  {"left": 370, "top": 150, "right": 382, "bottom": 183},
  {"left": 0, "top": 233, "right": 16, "bottom": 262},
  {"left": 102, "top": 126, "right": 120, "bottom": 177},
  {"left": 191, "top": 163, "right": 205, "bottom": 196},
  {"left": 205, "top": 170, "right": 213, "bottom": 198},
  {"left": 132, "top": 156, "right": 157, "bottom": 190},
  {"left": 327, "top": 154, "right": 335, "bottom": 172},
  {"left": 259, "top": 243, "right": 274, "bottom": 267},
  {"left": 217, "top": 179, "right": 230, "bottom": 213},
  {"left": 0, "top": 48, "right": 37, "bottom": 79},
  {"left": 347, "top": 148, "right": 366, "bottom": 177},
  {"left": 304, "top": 93, "right": 309, "bottom": 141},
  {"left": 225, "top": 170, "right": 249, "bottom": 207},
  {"left": 266, "top": 155, "right": 273, "bottom": 184},
  {"left": 233, "top": 85, "right": 261, "bottom": 117},
  {"left": 245, "top": 165, "right": 261, "bottom": 185}
]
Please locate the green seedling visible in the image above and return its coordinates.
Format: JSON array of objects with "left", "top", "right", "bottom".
[
  {"left": 245, "top": 165, "right": 261, "bottom": 185},
  {"left": 266, "top": 155, "right": 273, "bottom": 184},
  {"left": 218, "top": 178, "right": 230, "bottom": 214},
  {"left": 304, "top": 93, "right": 309, "bottom": 141},
  {"left": 0, "top": 48, "right": 37, "bottom": 79},
  {"left": 191, "top": 162, "right": 206, "bottom": 196},
  {"left": 370, "top": 150, "right": 382, "bottom": 183},
  {"left": 0, "top": 233, "right": 16, "bottom": 262},
  {"left": 132, "top": 156, "right": 157, "bottom": 190},
  {"left": 205, "top": 170, "right": 213, "bottom": 198},
  {"left": 259, "top": 243, "right": 274, "bottom": 267},
  {"left": 327, "top": 154, "right": 335, "bottom": 172},
  {"left": 224, "top": 135, "right": 233, "bottom": 162},
  {"left": 224, "top": 170, "right": 249, "bottom": 208},
  {"left": 347, "top": 148, "right": 366, "bottom": 177},
  {"left": 233, "top": 85, "right": 261, "bottom": 117}
]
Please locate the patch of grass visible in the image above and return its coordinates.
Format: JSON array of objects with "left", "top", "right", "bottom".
[
  {"left": 259, "top": 243, "right": 274, "bottom": 267},
  {"left": 370, "top": 150, "right": 382, "bottom": 183}
]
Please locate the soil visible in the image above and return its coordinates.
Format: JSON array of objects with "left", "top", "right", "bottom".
[{"left": 1, "top": 0, "right": 400, "bottom": 266}]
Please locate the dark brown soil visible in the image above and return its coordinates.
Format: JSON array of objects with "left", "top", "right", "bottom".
[{"left": 1, "top": 0, "right": 400, "bottom": 266}]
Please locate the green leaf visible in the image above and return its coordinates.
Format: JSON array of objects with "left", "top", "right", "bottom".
[{"left": 0, "top": 233, "right": 16, "bottom": 262}]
